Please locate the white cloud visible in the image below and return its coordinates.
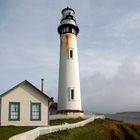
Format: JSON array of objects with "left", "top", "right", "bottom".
[
  {"left": 81, "top": 55, "right": 140, "bottom": 113},
  {"left": 79, "top": 49, "right": 121, "bottom": 78}
]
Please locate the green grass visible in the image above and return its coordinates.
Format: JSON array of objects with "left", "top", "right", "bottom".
[
  {"left": 49, "top": 118, "right": 84, "bottom": 126},
  {"left": 0, "top": 119, "right": 83, "bottom": 140},
  {"left": 0, "top": 126, "right": 34, "bottom": 140},
  {"left": 36, "top": 119, "right": 140, "bottom": 140}
]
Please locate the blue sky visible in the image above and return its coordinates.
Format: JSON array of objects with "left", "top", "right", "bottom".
[{"left": 0, "top": 0, "right": 140, "bottom": 113}]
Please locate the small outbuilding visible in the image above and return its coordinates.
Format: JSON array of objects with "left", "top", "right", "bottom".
[{"left": 0, "top": 80, "right": 52, "bottom": 126}]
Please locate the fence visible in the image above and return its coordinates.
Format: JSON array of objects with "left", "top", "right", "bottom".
[{"left": 9, "top": 115, "right": 105, "bottom": 140}]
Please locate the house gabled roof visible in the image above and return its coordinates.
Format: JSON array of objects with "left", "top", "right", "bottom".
[{"left": 0, "top": 80, "right": 52, "bottom": 101}]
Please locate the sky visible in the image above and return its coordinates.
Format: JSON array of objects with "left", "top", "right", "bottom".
[{"left": 0, "top": 0, "right": 140, "bottom": 113}]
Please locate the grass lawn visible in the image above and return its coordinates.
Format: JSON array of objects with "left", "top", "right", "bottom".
[
  {"left": 0, "top": 126, "right": 34, "bottom": 140},
  {"left": 49, "top": 118, "right": 84, "bottom": 126},
  {"left": 36, "top": 119, "right": 140, "bottom": 140},
  {"left": 0, "top": 118, "right": 83, "bottom": 140}
]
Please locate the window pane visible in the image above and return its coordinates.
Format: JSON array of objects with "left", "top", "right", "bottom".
[
  {"left": 71, "top": 89, "right": 74, "bottom": 99},
  {"left": 69, "top": 88, "right": 75, "bottom": 100},
  {"left": 31, "top": 103, "right": 41, "bottom": 120},
  {"left": 66, "top": 27, "right": 69, "bottom": 32},
  {"left": 69, "top": 49, "right": 73, "bottom": 59},
  {"left": 72, "top": 28, "right": 76, "bottom": 34},
  {"left": 11, "top": 105, "right": 15, "bottom": 111},
  {"left": 9, "top": 102, "right": 20, "bottom": 120},
  {"left": 70, "top": 50, "right": 73, "bottom": 58}
]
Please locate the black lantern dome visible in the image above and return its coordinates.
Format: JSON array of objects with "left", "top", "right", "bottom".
[{"left": 57, "top": 7, "right": 79, "bottom": 35}]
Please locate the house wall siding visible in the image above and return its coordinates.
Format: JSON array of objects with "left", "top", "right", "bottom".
[{"left": 1, "top": 85, "right": 49, "bottom": 126}]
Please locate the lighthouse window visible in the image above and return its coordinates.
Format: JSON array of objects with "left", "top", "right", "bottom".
[
  {"left": 61, "top": 29, "right": 63, "bottom": 33},
  {"left": 70, "top": 50, "right": 73, "bottom": 58},
  {"left": 69, "top": 88, "right": 75, "bottom": 100},
  {"left": 69, "top": 27, "right": 72, "bottom": 33},
  {"left": 69, "top": 49, "right": 73, "bottom": 59},
  {"left": 63, "top": 28, "right": 66, "bottom": 32},
  {"left": 72, "top": 28, "right": 76, "bottom": 34},
  {"left": 71, "top": 89, "right": 74, "bottom": 100},
  {"left": 66, "top": 27, "right": 69, "bottom": 32},
  {"left": 61, "top": 27, "right": 76, "bottom": 34}
]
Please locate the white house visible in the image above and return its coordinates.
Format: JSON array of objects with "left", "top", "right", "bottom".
[{"left": 0, "top": 80, "right": 52, "bottom": 126}]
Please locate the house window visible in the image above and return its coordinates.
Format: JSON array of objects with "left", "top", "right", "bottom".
[
  {"left": 69, "top": 88, "right": 75, "bottom": 100},
  {"left": 9, "top": 102, "right": 20, "bottom": 121},
  {"left": 31, "top": 103, "right": 41, "bottom": 121},
  {"left": 69, "top": 49, "right": 74, "bottom": 59}
]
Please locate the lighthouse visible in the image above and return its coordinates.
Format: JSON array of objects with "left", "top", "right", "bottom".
[{"left": 57, "top": 7, "right": 83, "bottom": 115}]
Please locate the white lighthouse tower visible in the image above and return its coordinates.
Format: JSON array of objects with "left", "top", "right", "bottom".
[{"left": 57, "top": 7, "right": 83, "bottom": 115}]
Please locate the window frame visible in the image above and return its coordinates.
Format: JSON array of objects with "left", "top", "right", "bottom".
[
  {"left": 9, "top": 102, "right": 20, "bottom": 121},
  {"left": 68, "top": 48, "right": 74, "bottom": 59},
  {"left": 30, "top": 102, "right": 41, "bottom": 121},
  {"left": 60, "top": 27, "right": 76, "bottom": 35},
  {"left": 69, "top": 88, "right": 75, "bottom": 101}
]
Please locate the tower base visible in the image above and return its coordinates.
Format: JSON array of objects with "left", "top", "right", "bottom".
[{"left": 57, "top": 110, "right": 84, "bottom": 116}]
